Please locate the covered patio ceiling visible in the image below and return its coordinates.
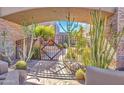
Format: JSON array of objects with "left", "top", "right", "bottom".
[{"left": 1, "top": 7, "right": 115, "bottom": 25}]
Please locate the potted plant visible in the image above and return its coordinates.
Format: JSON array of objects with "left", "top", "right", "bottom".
[
  {"left": 15, "top": 60, "right": 27, "bottom": 84},
  {"left": 16, "top": 60, "right": 27, "bottom": 70},
  {"left": 75, "top": 68, "right": 85, "bottom": 80},
  {"left": 58, "top": 43, "right": 63, "bottom": 49}
]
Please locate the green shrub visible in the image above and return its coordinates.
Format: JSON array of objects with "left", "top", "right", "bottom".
[
  {"left": 34, "top": 25, "right": 43, "bottom": 37},
  {"left": 63, "top": 43, "right": 68, "bottom": 48},
  {"left": 58, "top": 43, "right": 63, "bottom": 49},
  {"left": 16, "top": 60, "right": 27, "bottom": 70},
  {"left": 32, "top": 46, "right": 41, "bottom": 59},
  {"left": 65, "top": 47, "right": 77, "bottom": 61},
  {"left": 34, "top": 25, "right": 55, "bottom": 40},
  {"left": 75, "top": 69, "right": 85, "bottom": 80}
]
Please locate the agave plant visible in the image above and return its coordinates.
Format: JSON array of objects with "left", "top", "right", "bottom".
[
  {"left": 82, "top": 10, "right": 124, "bottom": 69},
  {"left": 0, "top": 30, "right": 14, "bottom": 65}
]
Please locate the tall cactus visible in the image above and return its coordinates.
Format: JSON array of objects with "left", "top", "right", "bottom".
[
  {"left": 59, "top": 12, "right": 79, "bottom": 47},
  {"left": 86, "top": 10, "right": 124, "bottom": 68},
  {"left": 59, "top": 12, "right": 79, "bottom": 61}
]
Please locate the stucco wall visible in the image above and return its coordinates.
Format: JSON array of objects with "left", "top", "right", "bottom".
[
  {"left": 116, "top": 7, "right": 124, "bottom": 67},
  {"left": 0, "top": 18, "right": 23, "bottom": 59},
  {"left": 0, "top": 18, "right": 23, "bottom": 41},
  {"left": 106, "top": 7, "right": 124, "bottom": 68}
]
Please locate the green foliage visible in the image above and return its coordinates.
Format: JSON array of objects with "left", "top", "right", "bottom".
[
  {"left": 32, "top": 46, "right": 41, "bottom": 59},
  {"left": 59, "top": 12, "right": 79, "bottom": 47},
  {"left": 63, "top": 43, "right": 68, "bottom": 48},
  {"left": 22, "top": 21, "right": 36, "bottom": 38},
  {"left": 79, "top": 10, "right": 124, "bottom": 69},
  {"left": 19, "top": 22, "right": 37, "bottom": 62},
  {"left": 75, "top": 69, "right": 85, "bottom": 80},
  {"left": 81, "top": 46, "right": 91, "bottom": 66},
  {"left": 16, "top": 60, "right": 27, "bottom": 70},
  {"left": 0, "top": 30, "right": 14, "bottom": 65},
  {"left": 59, "top": 12, "right": 80, "bottom": 62},
  {"left": 34, "top": 25, "right": 43, "bottom": 37},
  {"left": 65, "top": 47, "right": 78, "bottom": 61},
  {"left": 76, "top": 27, "right": 88, "bottom": 54},
  {"left": 89, "top": 10, "right": 123, "bottom": 68},
  {"left": 58, "top": 43, "right": 63, "bottom": 49},
  {"left": 34, "top": 25, "right": 55, "bottom": 40}
]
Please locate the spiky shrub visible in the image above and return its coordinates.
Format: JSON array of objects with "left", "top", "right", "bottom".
[
  {"left": 16, "top": 60, "right": 27, "bottom": 70},
  {"left": 75, "top": 69, "right": 85, "bottom": 80},
  {"left": 0, "top": 30, "right": 14, "bottom": 65},
  {"left": 65, "top": 47, "right": 78, "bottom": 61},
  {"left": 84, "top": 10, "right": 124, "bottom": 69}
]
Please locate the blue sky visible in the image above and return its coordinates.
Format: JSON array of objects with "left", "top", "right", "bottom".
[{"left": 56, "top": 20, "right": 89, "bottom": 33}]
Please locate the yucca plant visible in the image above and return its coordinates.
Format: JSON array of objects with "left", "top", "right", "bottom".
[{"left": 83, "top": 10, "right": 124, "bottom": 69}]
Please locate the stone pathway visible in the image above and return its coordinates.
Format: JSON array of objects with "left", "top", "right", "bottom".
[
  {"left": 24, "top": 76, "right": 84, "bottom": 85},
  {"left": 10, "top": 60, "right": 83, "bottom": 85},
  {"left": 28, "top": 60, "right": 75, "bottom": 80}
]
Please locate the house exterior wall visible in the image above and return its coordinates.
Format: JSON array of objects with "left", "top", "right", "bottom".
[
  {"left": 0, "top": 18, "right": 23, "bottom": 60},
  {"left": 107, "top": 7, "right": 124, "bottom": 68},
  {"left": 116, "top": 7, "right": 124, "bottom": 67}
]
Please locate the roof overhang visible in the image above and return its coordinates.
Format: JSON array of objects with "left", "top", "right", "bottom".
[{"left": 0, "top": 7, "right": 115, "bottom": 25}]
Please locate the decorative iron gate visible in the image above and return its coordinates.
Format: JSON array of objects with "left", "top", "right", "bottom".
[
  {"left": 40, "top": 34, "right": 77, "bottom": 61},
  {"left": 40, "top": 39, "right": 64, "bottom": 61},
  {"left": 16, "top": 35, "right": 79, "bottom": 80}
]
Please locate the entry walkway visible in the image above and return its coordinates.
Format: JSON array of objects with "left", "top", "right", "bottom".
[
  {"left": 27, "top": 60, "right": 75, "bottom": 80},
  {"left": 25, "top": 76, "right": 84, "bottom": 85}
]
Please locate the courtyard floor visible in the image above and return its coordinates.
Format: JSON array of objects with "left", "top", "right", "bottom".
[
  {"left": 25, "top": 76, "right": 84, "bottom": 85},
  {"left": 9, "top": 60, "right": 83, "bottom": 85}
]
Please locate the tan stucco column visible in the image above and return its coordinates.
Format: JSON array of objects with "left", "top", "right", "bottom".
[{"left": 115, "top": 8, "right": 124, "bottom": 68}]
